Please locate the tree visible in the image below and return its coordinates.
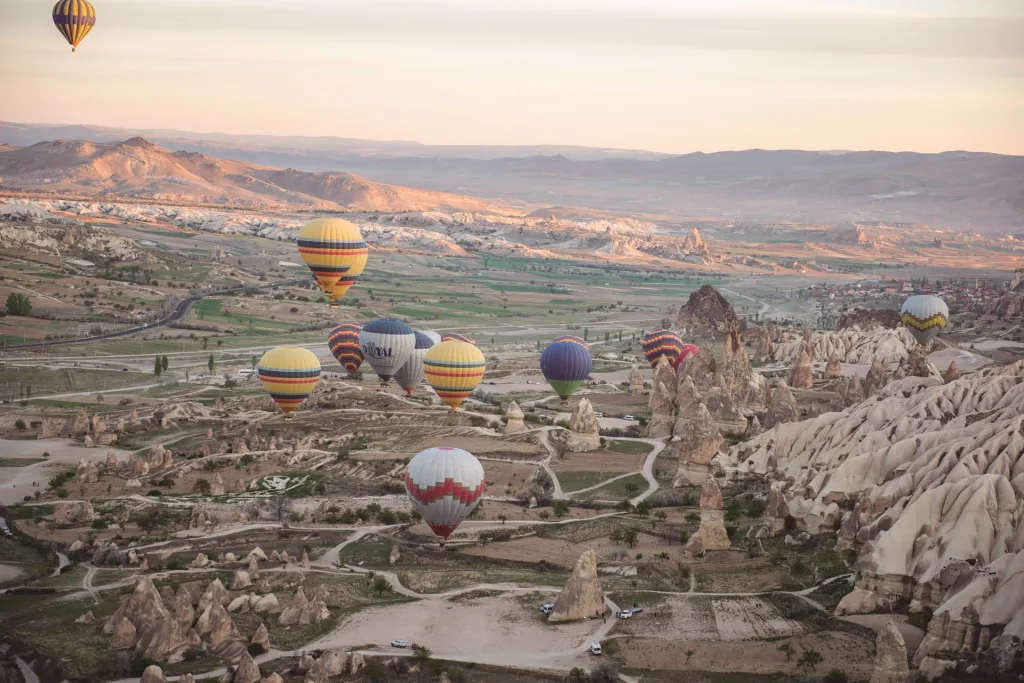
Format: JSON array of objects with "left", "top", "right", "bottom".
[
  {"left": 193, "top": 478, "right": 211, "bottom": 494},
  {"left": 685, "top": 649, "right": 695, "bottom": 663},
  {"left": 823, "top": 670, "right": 849, "bottom": 683},
  {"left": 685, "top": 512, "right": 701, "bottom": 524},
  {"left": 24, "top": 385, "right": 31, "bottom": 400},
  {"left": 622, "top": 528, "right": 639, "bottom": 548},
  {"left": 55, "top": 487, "right": 68, "bottom": 498},
  {"left": 654, "top": 510, "right": 668, "bottom": 525},
  {"left": 778, "top": 643, "right": 795, "bottom": 661},
  {"left": 161, "top": 356, "right": 169, "bottom": 372},
  {"left": 497, "top": 514, "right": 507, "bottom": 525},
  {"left": 271, "top": 495, "right": 292, "bottom": 522},
  {"left": 250, "top": 355, "right": 257, "bottom": 369},
  {"left": 372, "top": 575, "right": 392, "bottom": 597},
  {"left": 14, "top": 419, "right": 26, "bottom": 430},
  {"left": 589, "top": 661, "right": 620, "bottom": 683},
  {"left": 583, "top": 327, "right": 589, "bottom": 341},
  {"left": 412, "top": 645, "right": 431, "bottom": 671},
  {"left": 552, "top": 500, "right": 570, "bottom": 518},
  {"left": 798, "top": 648, "right": 823, "bottom": 672},
  {"left": 624, "top": 482, "right": 640, "bottom": 497},
  {"left": 359, "top": 659, "right": 391, "bottom": 683},
  {"left": 6, "top": 292, "right": 32, "bottom": 316},
  {"left": 634, "top": 501, "right": 651, "bottom": 519},
  {"left": 154, "top": 356, "right": 162, "bottom": 376},
  {"left": 133, "top": 507, "right": 167, "bottom": 534},
  {"left": 567, "top": 668, "right": 587, "bottom": 683},
  {"left": 208, "top": 354, "right": 215, "bottom": 373}
]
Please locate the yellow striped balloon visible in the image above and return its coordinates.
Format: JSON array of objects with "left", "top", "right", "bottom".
[
  {"left": 296, "top": 218, "right": 368, "bottom": 301},
  {"left": 257, "top": 346, "right": 321, "bottom": 419},
  {"left": 53, "top": 0, "right": 96, "bottom": 52},
  {"left": 423, "top": 340, "right": 486, "bottom": 412}
]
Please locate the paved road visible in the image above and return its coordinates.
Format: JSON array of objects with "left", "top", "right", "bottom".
[{"left": 4, "top": 279, "right": 308, "bottom": 350}]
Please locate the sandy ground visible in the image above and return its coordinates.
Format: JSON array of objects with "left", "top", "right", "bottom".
[
  {"left": 616, "top": 595, "right": 801, "bottom": 641},
  {"left": 406, "top": 435, "right": 544, "bottom": 459},
  {"left": 0, "top": 563, "right": 26, "bottom": 582},
  {"left": 550, "top": 450, "right": 647, "bottom": 474},
  {"left": 309, "top": 593, "right": 599, "bottom": 670},
  {"left": 461, "top": 532, "right": 679, "bottom": 568},
  {"left": 481, "top": 460, "right": 538, "bottom": 497},
  {"left": 621, "top": 631, "right": 874, "bottom": 679},
  {"left": 841, "top": 614, "right": 925, "bottom": 653},
  {"left": 969, "top": 339, "right": 1024, "bottom": 352},
  {"left": 928, "top": 346, "right": 992, "bottom": 373},
  {"left": 0, "top": 438, "right": 134, "bottom": 505}
]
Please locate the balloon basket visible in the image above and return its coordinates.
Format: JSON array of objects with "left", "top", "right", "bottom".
[
  {"left": 283, "top": 416, "right": 293, "bottom": 422},
  {"left": 329, "top": 303, "right": 340, "bottom": 309}
]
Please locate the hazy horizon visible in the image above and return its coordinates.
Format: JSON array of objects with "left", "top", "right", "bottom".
[{"left": 2, "top": 0, "right": 1022, "bottom": 155}]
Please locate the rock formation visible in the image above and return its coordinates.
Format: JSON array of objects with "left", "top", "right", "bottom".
[
  {"left": 211, "top": 473, "right": 226, "bottom": 496},
  {"left": 645, "top": 381, "right": 676, "bottom": 438},
  {"left": 198, "top": 578, "right": 229, "bottom": 612},
  {"left": 389, "top": 544, "right": 401, "bottom": 565},
  {"left": 233, "top": 654, "right": 262, "bottom": 683},
  {"left": 105, "top": 449, "right": 118, "bottom": 467},
  {"left": 140, "top": 665, "right": 166, "bottom": 683},
  {"left": 754, "top": 328, "right": 775, "bottom": 363},
  {"left": 679, "top": 346, "right": 716, "bottom": 391},
  {"left": 75, "top": 611, "right": 95, "bottom": 624},
  {"left": 547, "top": 550, "right": 605, "bottom": 623},
  {"left": 71, "top": 408, "right": 89, "bottom": 437},
  {"left": 652, "top": 356, "right": 677, "bottom": 400},
  {"left": 76, "top": 458, "right": 100, "bottom": 483},
  {"left": 715, "top": 328, "right": 766, "bottom": 412},
  {"left": 671, "top": 403, "right": 723, "bottom": 487},
  {"left": 824, "top": 352, "right": 842, "bottom": 379},
  {"left": 53, "top": 501, "right": 95, "bottom": 525},
  {"left": 777, "top": 326, "right": 917, "bottom": 366},
  {"left": 252, "top": 594, "right": 279, "bottom": 613},
  {"left": 320, "top": 650, "right": 346, "bottom": 676},
  {"left": 787, "top": 350, "right": 814, "bottom": 389},
  {"left": 502, "top": 401, "right": 527, "bottom": 434},
  {"left": 301, "top": 550, "right": 310, "bottom": 570},
  {"left": 567, "top": 397, "right": 601, "bottom": 451},
  {"left": 943, "top": 361, "right": 961, "bottom": 383},
  {"left": 627, "top": 365, "right": 645, "bottom": 395},
  {"left": 701, "top": 386, "right": 747, "bottom": 438},
  {"left": 39, "top": 416, "right": 58, "bottom": 438},
  {"left": 869, "top": 621, "right": 910, "bottom": 683},
  {"left": 278, "top": 587, "right": 329, "bottom": 625},
  {"left": 903, "top": 343, "right": 941, "bottom": 380},
  {"left": 864, "top": 354, "right": 892, "bottom": 396},
  {"left": 230, "top": 570, "right": 252, "bottom": 591},
  {"left": 675, "top": 284, "right": 741, "bottom": 336},
  {"left": 684, "top": 479, "right": 731, "bottom": 554},
  {"left": 195, "top": 603, "right": 243, "bottom": 645},
  {"left": 109, "top": 616, "right": 138, "bottom": 649},
  {"left": 763, "top": 380, "right": 799, "bottom": 429},
  {"left": 251, "top": 622, "right": 270, "bottom": 651}
]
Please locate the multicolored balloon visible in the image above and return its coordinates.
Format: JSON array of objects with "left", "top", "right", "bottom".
[
  {"left": 641, "top": 329, "right": 686, "bottom": 368},
  {"left": 423, "top": 340, "right": 486, "bottom": 411},
  {"left": 677, "top": 343, "right": 699, "bottom": 369},
  {"left": 404, "top": 447, "right": 485, "bottom": 542},
  {"left": 257, "top": 346, "right": 321, "bottom": 419},
  {"left": 540, "top": 339, "right": 592, "bottom": 401},
  {"left": 53, "top": 0, "right": 96, "bottom": 52},
  {"left": 441, "top": 333, "right": 476, "bottom": 345},
  {"left": 359, "top": 318, "right": 415, "bottom": 384},
  {"left": 327, "top": 322, "right": 364, "bottom": 377},
  {"left": 901, "top": 295, "right": 949, "bottom": 345},
  {"left": 296, "top": 218, "right": 367, "bottom": 304},
  {"left": 394, "top": 331, "right": 435, "bottom": 395},
  {"left": 553, "top": 335, "right": 588, "bottom": 347}
]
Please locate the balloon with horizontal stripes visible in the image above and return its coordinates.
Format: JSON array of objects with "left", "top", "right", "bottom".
[
  {"left": 257, "top": 346, "right": 321, "bottom": 419},
  {"left": 359, "top": 318, "right": 415, "bottom": 384},
  {"left": 296, "top": 218, "right": 367, "bottom": 303},
  {"left": 327, "top": 322, "right": 364, "bottom": 377},
  {"left": 641, "top": 329, "right": 686, "bottom": 368},
  {"left": 676, "top": 343, "right": 699, "bottom": 369},
  {"left": 394, "top": 331, "right": 435, "bottom": 395},
  {"left": 53, "top": 0, "right": 96, "bottom": 52},
  {"left": 404, "top": 447, "right": 485, "bottom": 541},
  {"left": 422, "top": 331, "right": 442, "bottom": 345},
  {"left": 553, "top": 335, "right": 588, "bottom": 347},
  {"left": 423, "top": 340, "right": 486, "bottom": 411},
  {"left": 901, "top": 295, "right": 949, "bottom": 345},
  {"left": 540, "top": 338, "right": 592, "bottom": 401},
  {"left": 440, "top": 333, "right": 476, "bottom": 345}
]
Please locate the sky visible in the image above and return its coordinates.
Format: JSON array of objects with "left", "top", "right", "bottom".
[{"left": 1, "top": 0, "right": 1022, "bottom": 154}]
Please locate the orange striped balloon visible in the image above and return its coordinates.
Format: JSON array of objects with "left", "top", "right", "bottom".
[
  {"left": 423, "top": 340, "right": 485, "bottom": 412},
  {"left": 296, "top": 218, "right": 367, "bottom": 298}
]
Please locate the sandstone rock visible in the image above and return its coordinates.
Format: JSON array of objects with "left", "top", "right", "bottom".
[
  {"left": 653, "top": 355, "right": 677, "bottom": 399},
  {"left": 261, "top": 675, "right": 283, "bottom": 683},
  {"left": 225, "top": 552, "right": 237, "bottom": 562},
  {"left": 279, "top": 551, "right": 290, "bottom": 564},
  {"left": 174, "top": 589, "right": 194, "bottom": 628},
  {"left": 748, "top": 416, "right": 762, "bottom": 437},
  {"left": 568, "top": 397, "right": 601, "bottom": 452},
  {"left": 195, "top": 603, "right": 242, "bottom": 645},
  {"left": 943, "top": 361, "right": 961, "bottom": 383},
  {"left": 678, "top": 345, "right": 716, "bottom": 391},
  {"left": 231, "top": 570, "right": 252, "bottom": 591},
  {"left": 388, "top": 544, "right": 401, "bottom": 566},
  {"left": 303, "top": 660, "right": 328, "bottom": 683},
  {"left": 75, "top": 610, "right": 95, "bottom": 624},
  {"left": 105, "top": 449, "right": 118, "bottom": 468},
  {"left": 126, "top": 478, "right": 142, "bottom": 488},
  {"left": 675, "top": 284, "right": 741, "bottom": 336},
  {"left": 71, "top": 408, "right": 89, "bottom": 437},
  {"left": 676, "top": 376, "right": 701, "bottom": 415},
  {"left": 825, "top": 352, "right": 842, "bottom": 379},
  {"left": 198, "top": 578, "right": 229, "bottom": 612},
  {"left": 234, "top": 653, "right": 262, "bottom": 683},
  {"left": 671, "top": 403, "right": 723, "bottom": 487},
  {"left": 53, "top": 501, "right": 95, "bottom": 525},
  {"left": 548, "top": 550, "right": 605, "bottom": 623},
  {"left": 864, "top": 354, "right": 891, "bottom": 396},
  {"left": 140, "top": 665, "right": 166, "bottom": 683},
  {"left": 645, "top": 381, "right": 676, "bottom": 438},
  {"left": 917, "top": 657, "right": 955, "bottom": 681},
  {"left": 349, "top": 652, "right": 365, "bottom": 673},
  {"left": 684, "top": 479, "right": 731, "bottom": 554},
  {"left": 83, "top": 435, "right": 95, "bottom": 448},
  {"left": 716, "top": 328, "right": 766, "bottom": 411},
  {"left": 846, "top": 374, "right": 865, "bottom": 405},
  {"left": 869, "top": 620, "right": 910, "bottom": 683},
  {"left": 109, "top": 616, "right": 139, "bottom": 649},
  {"left": 904, "top": 343, "right": 941, "bottom": 380},
  {"left": 270, "top": 550, "right": 281, "bottom": 562},
  {"left": 503, "top": 401, "right": 527, "bottom": 434},
  {"left": 90, "top": 414, "right": 107, "bottom": 435},
  {"left": 248, "top": 556, "right": 261, "bottom": 579},
  {"left": 754, "top": 328, "right": 775, "bottom": 363},
  {"left": 39, "top": 416, "right": 59, "bottom": 439},
  {"left": 251, "top": 622, "right": 270, "bottom": 651},
  {"left": 189, "top": 553, "right": 211, "bottom": 570},
  {"left": 701, "top": 386, "right": 746, "bottom": 438},
  {"left": 301, "top": 550, "right": 310, "bottom": 569},
  {"left": 232, "top": 438, "right": 248, "bottom": 454},
  {"left": 627, "top": 365, "right": 645, "bottom": 396},
  {"left": 248, "top": 547, "right": 268, "bottom": 561},
  {"left": 253, "top": 593, "right": 279, "bottom": 613},
  {"left": 77, "top": 458, "right": 100, "bottom": 483},
  {"left": 320, "top": 650, "right": 346, "bottom": 676},
  {"left": 787, "top": 350, "right": 814, "bottom": 389},
  {"left": 211, "top": 473, "right": 226, "bottom": 496},
  {"left": 298, "top": 653, "right": 315, "bottom": 672},
  {"left": 763, "top": 379, "right": 799, "bottom": 429},
  {"left": 835, "top": 587, "right": 878, "bottom": 616}
]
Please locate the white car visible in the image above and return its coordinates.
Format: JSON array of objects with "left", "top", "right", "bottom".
[
  {"left": 391, "top": 639, "right": 407, "bottom": 648},
  {"left": 594, "top": 412, "right": 604, "bottom": 418},
  {"left": 540, "top": 602, "right": 555, "bottom": 615},
  {"left": 618, "top": 609, "right": 632, "bottom": 619},
  {"left": 589, "top": 642, "right": 602, "bottom": 655},
  {"left": 623, "top": 415, "right": 636, "bottom": 421}
]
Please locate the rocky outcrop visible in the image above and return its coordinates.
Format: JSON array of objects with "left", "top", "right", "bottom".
[
  {"left": 567, "top": 397, "right": 601, "bottom": 452},
  {"left": 252, "top": 594, "right": 279, "bottom": 613},
  {"left": 763, "top": 380, "right": 799, "bottom": 430},
  {"left": 389, "top": 544, "right": 401, "bottom": 566},
  {"left": 787, "top": 350, "right": 814, "bottom": 389},
  {"left": 234, "top": 653, "right": 262, "bottom": 683},
  {"left": 715, "top": 328, "right": 766, "bottom": 412},
  {"left": 140, "top": 665, "right": 166, "bottom": 683},
  {"left": 627, "top": 366, "right": 645, "bottom": 395},
  {"left": 53, "top": 501, "right": 95, "bottom": 525},
  {"left": 824, "top": 352, "right": 842, "bottom": 379},
  {"left": 943, "top": 361, "right": 961, "bottom": 383},
  {"left": 319, "top": 650, "right": 346, "bottom": 676},
  {"left": 198, "top": 578, "right": 229, "bottom": 613},
  {"left": 684, "top": 479, "right": 731, "bottom": 554},
  {"left": 652, "top": 356, "right": 677, "bottom": 400},
  {"left": 278, "top": 587, "right": 329, "bottom": 625},
  {"left": 869, "top": 621, "right": 910, "bottom": 683},
  {"left": 671, "top": 403, "right": 723, "bottom": 487},
  {"left": 548, "top": 550, "right": 605, "bottom": 623},
  {"left": 251, "top": 622, "right": 270, "bottom": 651},
  {"left": 109, "top": 617, "right": 138, "bottom": 649},
  {"left": 71, "top": 408, "right": 89, "bottom": 437},
  {"left": 675, "top": 285, "right": 741, "bottom": 337},
  {"left": 230, "top": 570, "right": 252, "bottom": 591},
  {"left": 76, "top": 458, "right": 100, "bottom": 483},
  {"left": 195, "top": 603, "right": 242, "bottom": 645},
  {"left": 645, "top": 381, "right": 675, "bottom": 438},
  {"left": 679, "top": 345, "right": 716, "bottom": 392},
  {"left": 777, "top": 326, "right": 917, "bottom": 366},
  {"left": 902, "top": 343, "right": 941, "bottom": 380},
  {"left": 864, "top": 354, "right": 892, "bottom": 396},
  {"left": 211, "top": 473, "right": 226, "bottom": 496},
  {"left": 503, "top": 401, "right": 527, "bottom": 434},
  {"left": 701, "top": 386, "right": 746, "bottom": 438},
  {"left": 754, "top": 328, "right": 775, "bottom": 363}
]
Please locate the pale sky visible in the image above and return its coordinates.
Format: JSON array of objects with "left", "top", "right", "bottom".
[{"left": 1, "top": 0, "right": 1022, "bottom": 154}]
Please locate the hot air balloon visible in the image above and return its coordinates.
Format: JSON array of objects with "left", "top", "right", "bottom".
[
  {"left": 676, "top": 343, "right": 699, "bottom": 369},
  {"left": 422, "top": 331, "right": 442, "bottom": 345},
  {"left": 540, "top": 339, "right": 592, "bottom": 401},
  {"left": 553, "top": 335, "right": 588, "bottom": 347},
  {"left": 359, "top": 318, "right": 415, "bottom": 384},
  {"left": 441, "top": 333, "right": 476, "bottom": 345},
  {"left": 423, "top": 340, "right": 486, "bottom": 411},
  {"left": 394, "top": 331, "right": 435, "bottom": 395},
  {"left": 53, "top": 0, "right": 96, "bottom": 52},
  {"left": 901, "top": 295, "right": 949, "bottom": 345},
  {"left": 641, "top": 329, "right": 686, "bottom": 368},
  {"left": 257, "top": 346, "right": 321, "bottom": 419},
  {"left": 327, "top": 322, "right": 363, "bottom": 377},
  {"left": 404, "top": 446, "right": 485, "bottom": 543},
  {"left": 296, "top": 218, "right": 367, "bottom": 305}
]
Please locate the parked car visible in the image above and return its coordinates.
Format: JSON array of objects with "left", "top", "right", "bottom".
[
  {"left": 630, "top": 605, "right": 643, "bottom": 614},
  {"left": 618, "top": 609, "right": 633, "bottom": 619},
  {"left": 594, "top": 412, "right": 604, "bottom": 418},
  {"left": 589, "top": 642, "right": 603, "bottom": 655},
  {"left": 391, "top": 639, "right": 407, "bottom": 648},
  {"left": 623, "top": 414, "right": 636, "bottom": 421},
  {"left": 540, "top": 602, "right": 555, "bottom": 615}
]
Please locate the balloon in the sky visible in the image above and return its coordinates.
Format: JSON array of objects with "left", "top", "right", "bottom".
[
  {"left": 901, "top": 295, "right": 949, "bottom": 345},
  {"left": 359, "top": 318, "right": 415, "bottom": 384},
  {"left": 441, "top": 333, "right": 476, "bottom": 345},
  {"left": 641, "top": 329, "right": 686, "bottom": 368},
  {"left": 540, "top": 339, "right": 592, "bottom": 401},
  {"left": 422, "top": 331, "right": 442, "bottom": 345},
  {"left": 296, "top": 218, "right": 367, "bottom": 304},
  {"left": 423, "top": 340, "right": 486, "bottom": 411},
  {"left": 404, "top": 447, "right": 485, "bottom": 542},
  {"left": 257, "top": 346, "right": 321, "bottom": 419},
  {"left": 676, "top": 343, "right": 699, "bottom": 369},
  {"left": 394, "top": 331, "right": 435, "bottom": 395},
  {"left": 53, "top": 0, "right": 96, "bottom": 52},
  {"left": 327, "top": 322, "right": 363, "bottom": 377},
  {"left": 553, "top": 335, "right": 588, "bottom": 347}
]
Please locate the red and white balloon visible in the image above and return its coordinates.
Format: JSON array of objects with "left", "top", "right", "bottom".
[{"left": 404, "top": 447, "right": 485, "bottom": 541}]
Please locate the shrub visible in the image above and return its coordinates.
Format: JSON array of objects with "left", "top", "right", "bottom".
[
  {"left": 146, "top": 490, "right": 162, "bottom": 497},
  {"left": 823, "top": 670, "right": 848, "bottom": 683},
  {"left": 552, "top": 501, "right": 570, "bottom": 518},
  {"left": 14, "top": 419, "right": 26, "bottom": 430},
  {"left": 55, "top": 487, "right": 69, "bottom": 499},
  {"left": 247, "top": 643, "right": 266, "bottom": 656}
]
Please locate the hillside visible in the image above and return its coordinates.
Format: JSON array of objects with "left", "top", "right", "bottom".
[{"left": 0, "top": 137, "right": 498, "bottom": 212}]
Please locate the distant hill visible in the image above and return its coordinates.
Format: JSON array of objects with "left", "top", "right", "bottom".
[{"left": 0, "top": 137, "right": 497, "bottom": 212}]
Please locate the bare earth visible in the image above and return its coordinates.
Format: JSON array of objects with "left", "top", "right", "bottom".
[
  {"left": 550, "top": 450, "right": 647, "bottom": 473},
  {"left": 0, "top": 438, "right": 134, "bottom": 505},
  {"left": 462, "top": 532, "right": 679, "bottom": 568},
  {"left": 0, "top": 563, "right": 26, "bottom": 583}
]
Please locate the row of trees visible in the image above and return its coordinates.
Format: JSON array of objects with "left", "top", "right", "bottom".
[{"left": 6, "top": 292, "right": 33, "bottom": 316}]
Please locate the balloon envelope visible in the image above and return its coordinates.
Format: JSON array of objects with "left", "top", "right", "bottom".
[
  {"left": 422, "top": 331, "right": 442, "bottom": 345},
  {"left": 53, "top": 0, "right": 96, "bottom": 52},
  {"left": 675, "top": 344, "right": 699, "bottom": 369},
  {"left": 423, "top": 340, "right": 486, "bottom": 411},
  {"left": 441, "top": 333, "right": 476, "bottom": 345},
  {"left": 394, "top": 331, "right": 435, "bottom": 395},
  {"left": 404, "top": 447, "right": 485, "bottom": 540},
  {"left": 540, "top": 339, "right": 592, "bottom": 400},
  {"left": 359, "top": 319, "right": 415, "bottom": 383},
  {"left": 327, "top": 322, "right": 364, "bottom": 377},
  {"left": 257, "top": 346, "right": 321, "bottom": 417},
  {"left": 296, "top": 218, "right": 367, "bottom": 297},
  {"left": 901, "top": 295, "right": 949, "bottom": 345},
  {"left": 641, "top": 329, "right": 686, "bottom": 368}
]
